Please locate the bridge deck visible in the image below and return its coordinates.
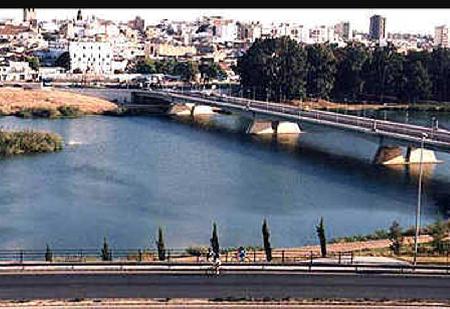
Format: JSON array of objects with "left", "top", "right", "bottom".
[{"left": 133, "top": 90, "right": 450, "bottom": 153}]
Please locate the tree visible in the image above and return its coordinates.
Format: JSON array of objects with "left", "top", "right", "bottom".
[
  {"left": 155, "top": 58, "right": 176, "bottom": 75},
  {"left": 388, "top": 220, "right": 403, "bottom": 255},
  {"left": 316, "top": 217, "right": 327, "bottom": 257},
  {"left": 332, "top": 43, "right": 369, "bottom": 101},
  {"left": 362, "top": 43, "right": 404, "bottom": 102},
  {"left": 429, "top": 220, "right": 448, "bottom": 254},
  {"left": 428, "top": 48, "right": 450, "bottom": 102},
  {"left": 156, "top": 226, "right": 166, "bottom": 261},
  {"left": 45, "top": 243, "right": 53, "bottom": 262},
  {"left": 403, "top": 58, "right": 432, "bottom": 103},
  {"left": 210, "top": 222, "right": 220, "bottom": 260},
  {"left": 237, "top": 36, "right": 308, "bottom": 102},
  {"left": 134, "top": 58, "right": 157, "bottom": 74},
  {"left": 173, "top": 61, "right": 199, "bottom": 82},
  {"left": 55, "top": 51, "right": 70, "bottom": 71},
  {"left": 199, "top": 62, "right": 227, "bottom": 83},
  {"left": 306, "top": 44, "right": 337, "bottom": 100},
  {"left": 26, "top": 56, "right": 39, "bottom": 71},
  {"left": 262, "top": 218, "right": 272, "bottom": 262},
  {"left": 101, "top": 237, "right": 112, "bottom": 261}
]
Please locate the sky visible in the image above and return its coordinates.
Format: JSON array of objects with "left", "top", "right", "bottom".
[{"left": 0, "top": 8, "right": 449, "bottom": 35}]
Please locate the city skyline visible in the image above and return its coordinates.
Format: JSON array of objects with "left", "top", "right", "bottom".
[{"left": 0, "top": 8, "right": 449, "bottom": 35}]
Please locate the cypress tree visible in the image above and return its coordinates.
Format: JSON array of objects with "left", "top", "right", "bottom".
[
  {"left": 262, "top": 218, "right": 273, "bottom": 262},
  {"left": 101, "top": 237, "right": 111, "bottom": 261},
  {"left": 156, "top": 226, "right": 166, "bottom": 261},
  {"left": 45, "top": 243, "right": 53, "bottom": 262},
  {"left": 316, "top": 217, "right": 327, "bottom": 257},
  {"left": 210, "top": 222, "right": 220, "bottom": 260}
]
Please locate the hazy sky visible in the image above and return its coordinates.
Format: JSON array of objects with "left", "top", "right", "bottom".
[{"left": 0, "top": 8, "right": 448, "bottom": 35}]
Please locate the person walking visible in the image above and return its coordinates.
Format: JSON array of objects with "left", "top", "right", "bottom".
[
  {"left": 238, "top": 246, "right": 247, "bottom": 262},
  {"left": 213, "top": 257, "right": 222, "bottom": 276}
]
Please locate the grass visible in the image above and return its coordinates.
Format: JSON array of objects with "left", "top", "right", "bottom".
[{"left": 0, "top": 129, "right": 63, "bottom": 156}]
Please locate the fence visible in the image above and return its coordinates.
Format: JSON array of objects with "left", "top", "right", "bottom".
[{"left": 0, "top": 248, "right": 447, "bottom": 269}]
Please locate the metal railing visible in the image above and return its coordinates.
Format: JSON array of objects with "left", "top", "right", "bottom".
[{"left": 0, "top": 248, "right": 447, "bottom": 269}]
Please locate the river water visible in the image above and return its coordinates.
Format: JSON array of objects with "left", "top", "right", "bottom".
[{"left": 0, "top": 111, "right": 449, "bottom": 250}]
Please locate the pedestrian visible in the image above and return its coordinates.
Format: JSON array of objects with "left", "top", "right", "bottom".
[
  {"left": 214, "top": 257, "right": 222, "bottom": 276},
  {"left": 238, "top": 246, "right": 246, "bottom": 262}
]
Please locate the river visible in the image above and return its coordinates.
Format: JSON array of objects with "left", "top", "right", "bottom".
[{"left": 0, "top": 111, "right": 449, "bottom": 250}]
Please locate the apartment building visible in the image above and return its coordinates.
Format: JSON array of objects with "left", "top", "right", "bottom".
[{"left": 69, "top": 41, "right": 113, "bottom": 74}]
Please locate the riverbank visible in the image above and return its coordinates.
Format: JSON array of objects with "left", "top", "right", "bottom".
[
  {"left": 0, "top": 87, "right": 118, "bottom": 117},
  {"left": 289, "top": 99, "right": 450, "bottom": 112},
  {"left": 0, "top": 129, "right": 63, "bottom": 156}
]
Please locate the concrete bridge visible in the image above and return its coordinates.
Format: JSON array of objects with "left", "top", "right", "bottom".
[
  {"left": 62, "top": 87, "right": 450, "bottom": 165},
  {"left": 128, "top": 90, "right": 450, "bottom": 165}
]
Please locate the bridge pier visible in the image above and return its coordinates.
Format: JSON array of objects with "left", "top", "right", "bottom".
[
  {"left": 169, "top": 103, "right": 216, "bottom": 116},
  {"left": 246, "top": 120, "right": 301, "bottom": 135},
  {"left": 373, "top": 146, "right": 440, "bottom": 165},
  {"left": 373, "top": 146, "right": 406, "bottom": 165},
  {"left": 405, "top": 147, "right": 440, "bottom": 164},
  {"left": 191, "top": 104, "right": 216, "bottom": 116}
]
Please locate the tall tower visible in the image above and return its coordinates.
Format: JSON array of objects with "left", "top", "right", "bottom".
[
  {"left": 434, "top": 25, "right": 449, "bottom": 47},
  {"left": 77, "top": 9, "right": 83, "bottom": 21},
  {"left": 369, "top": 15, "right": 386, "bottom": 40},
  {"left": 23, "top": 8, "right": 36, "bottom": 22}
]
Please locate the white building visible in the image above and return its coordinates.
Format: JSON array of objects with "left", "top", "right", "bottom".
[
  {"left": 0, "top": 61, "right": 38, "bottom": 81},
  {"left": 211, "top": 18, "right": 237, "bottom": 43},
  {"left": 434, "top": 25, "right": 449, "bottom": 47},
  {"left": 69, "top": 41, "right": 113, "bottom": 74}
]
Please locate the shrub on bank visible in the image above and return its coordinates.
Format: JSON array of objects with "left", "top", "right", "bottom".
[
  {"left": 14, "top": 106, "right": 84, "bottom": 119},
  {"left": 185, "top": 246, "right": 208, "bottom": 257},
  {"left": 0, "top": 129, "right": 63, "bottom": 156},
  {"left": 16, "top": 107, "right": 60, "bottom": 119},
  {"left": 57, "top": 105, "right": 84, "bottom": 118}
]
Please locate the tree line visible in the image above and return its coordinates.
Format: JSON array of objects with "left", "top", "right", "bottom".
[
  {"left": 236, "top": 37, "right": 450, "bottom": 104},
  {"left": 43, "top": 218, "right": 449, "bottom": 262},
  {"left": 128, "top": 58, "right": 227, "bottom": 84}
]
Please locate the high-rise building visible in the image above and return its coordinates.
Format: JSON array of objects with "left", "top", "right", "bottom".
[
  {"left": 369, "top": 15, "right": 386, "bottom": 40},
  {"left": 77, "top": 9, "right": 83, "bottom": 22},
  {"left": 434, "top": 25, "right": 449, "bottom": 47},
  {"left": 334, "top": 21, "right": 352, "bottom": 40}
]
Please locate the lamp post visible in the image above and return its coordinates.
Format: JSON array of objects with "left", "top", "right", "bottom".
[{"left": 413, "top": 132, "right": 428, "bottom": 268}]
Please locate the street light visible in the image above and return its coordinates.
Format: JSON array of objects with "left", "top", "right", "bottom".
[{"left": 413, "top": 132, "right": 428, "bottom": 268}]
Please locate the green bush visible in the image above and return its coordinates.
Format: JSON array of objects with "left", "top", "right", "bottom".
[
  {"left": 57, "top": 105, "right": 84, "bottom": 118},
  {"left": 16, "top": 107, "right": 60, "bottom": 119},
  {"left": 0, "top": 129, "right": 63, "bottom": 156},
  {"left": 185, "top": 246, "right": 208, "bottom": 257}
]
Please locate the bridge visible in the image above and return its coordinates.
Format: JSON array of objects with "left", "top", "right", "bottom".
[
  {"left": 127, "top": 90, "right": 450, "bottom": 165},
  {"left": 62, "top": 87, "right": 449, "bottom": 165}
]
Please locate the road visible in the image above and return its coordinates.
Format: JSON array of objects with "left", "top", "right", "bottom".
[{"left": 0, "top": 271, "right": 449, "bottom": 300}]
